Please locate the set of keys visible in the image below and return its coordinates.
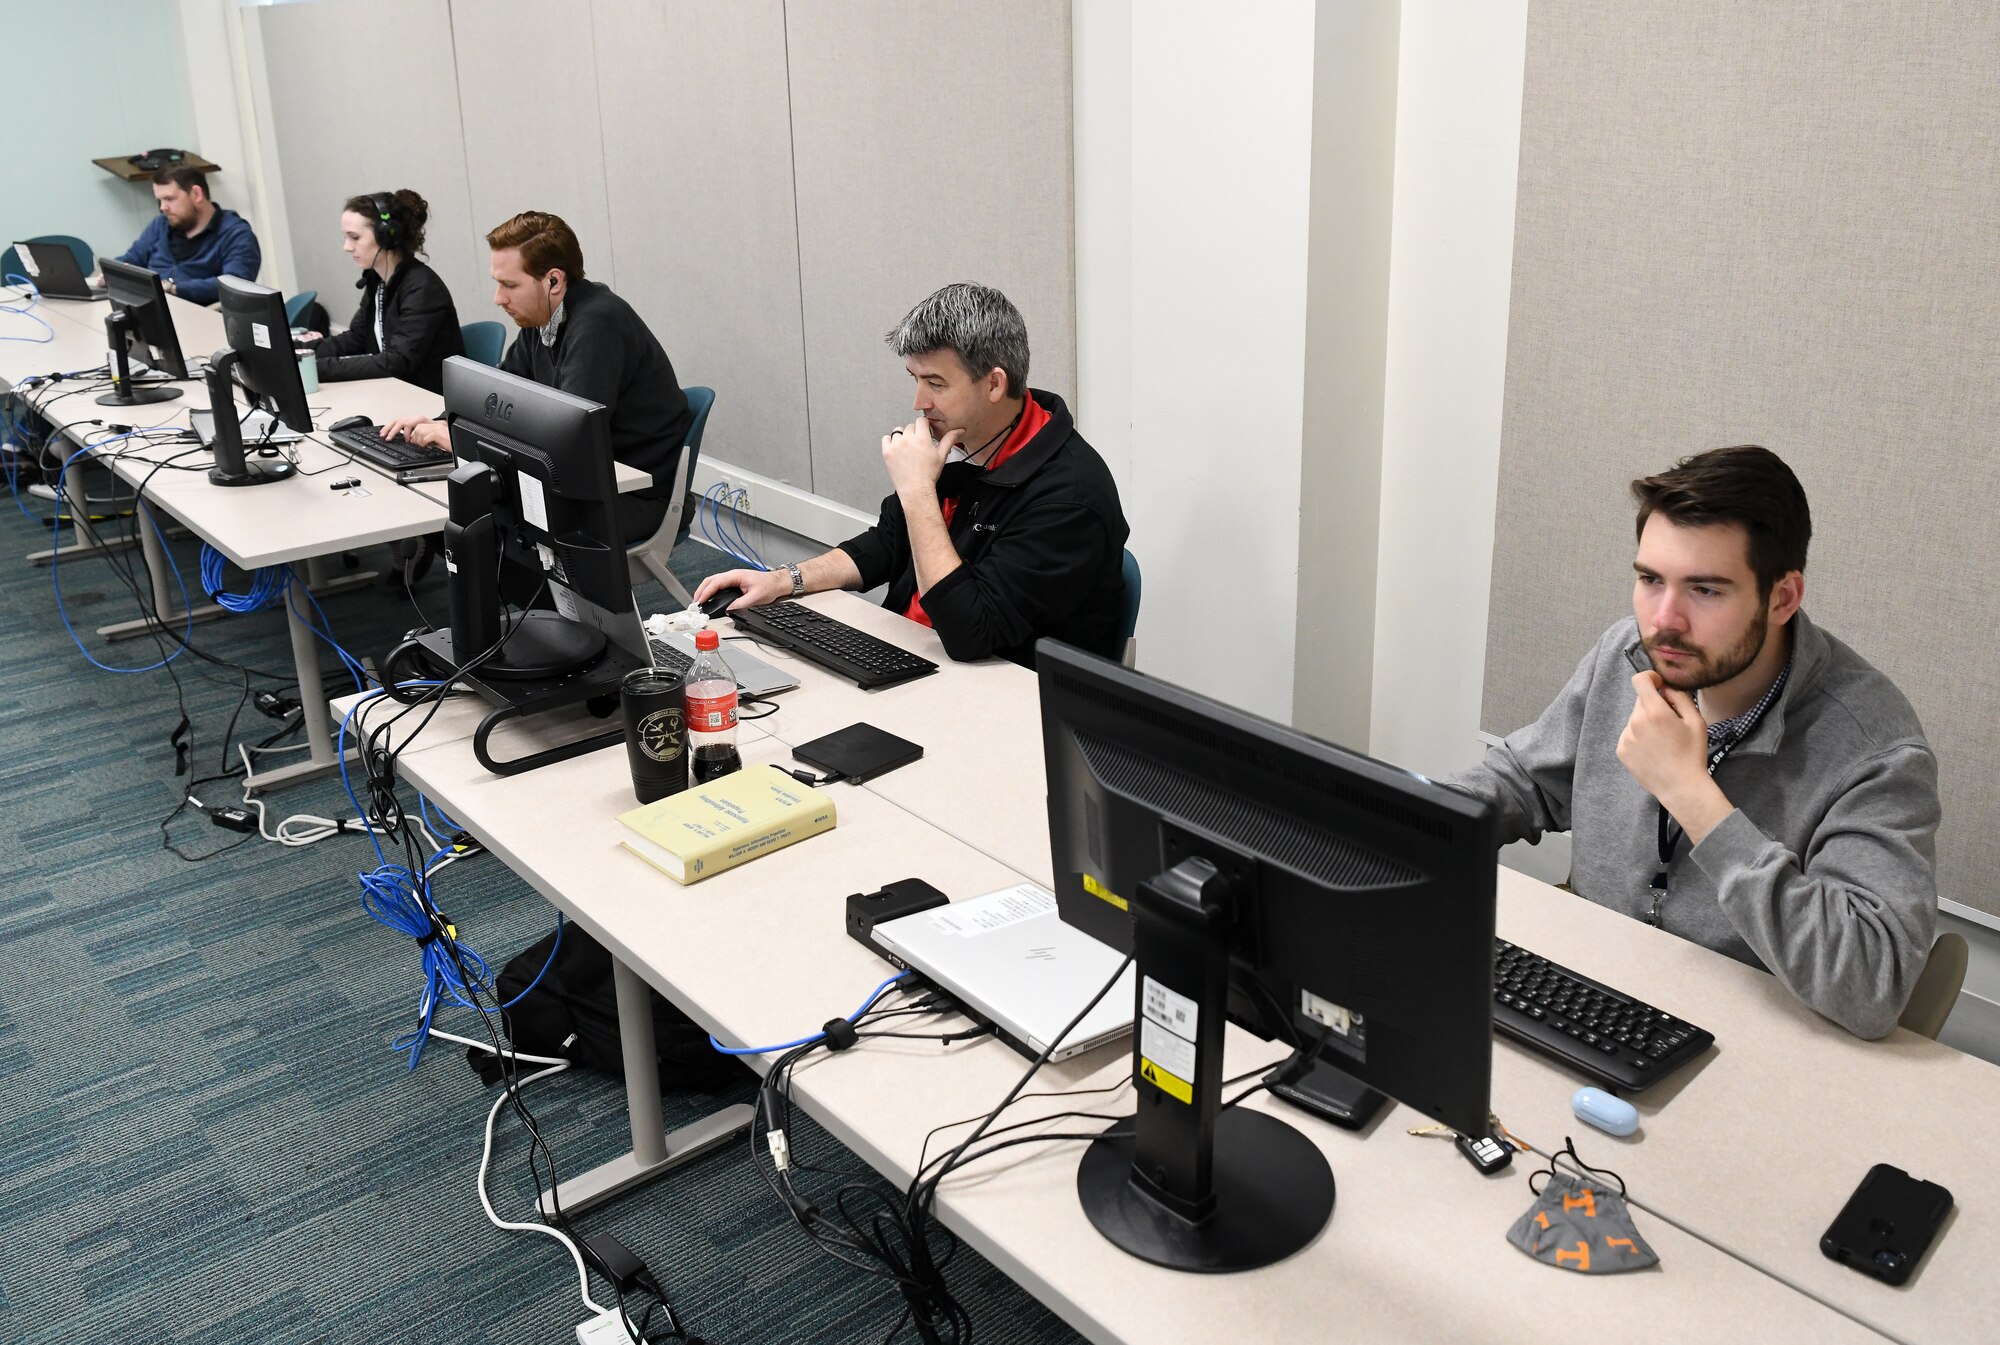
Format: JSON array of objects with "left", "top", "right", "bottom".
[{"left": 1408, "top": 1113, "right": 1525, "bottom": 1174}]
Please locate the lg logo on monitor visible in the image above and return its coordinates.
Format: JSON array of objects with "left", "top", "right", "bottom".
[{"left": 483, "top": 391, "right": 513, "bottom": 421}]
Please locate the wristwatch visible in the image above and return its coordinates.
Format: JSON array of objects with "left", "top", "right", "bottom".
[{"left": 783, "top": 562, "right": 805, "bottom": 597}]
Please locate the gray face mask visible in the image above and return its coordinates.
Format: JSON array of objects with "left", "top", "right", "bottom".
[{"left": 1507, "top": 1141, "right": 1659, "bottom": 1274}]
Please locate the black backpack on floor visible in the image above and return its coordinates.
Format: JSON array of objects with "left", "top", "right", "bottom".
[{"left": 492, "top": 924, "right": 741, "bottom": 1087}]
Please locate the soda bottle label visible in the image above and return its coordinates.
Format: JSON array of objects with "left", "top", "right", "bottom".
[{"left": 685, "top": 691, "right": 737, "bottom": 731}]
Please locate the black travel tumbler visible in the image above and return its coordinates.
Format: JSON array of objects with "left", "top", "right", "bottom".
[{"left": 620, "top": 666, "right": 689, "bottom": 804}]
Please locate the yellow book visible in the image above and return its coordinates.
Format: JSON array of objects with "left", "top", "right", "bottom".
[{"left": 616, "top": 763, "right": 837, "bottom": 884}]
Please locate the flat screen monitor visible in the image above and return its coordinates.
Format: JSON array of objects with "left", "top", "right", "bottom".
[
  {"left": 205, "top": 276, "right": 311, "bottom": 487},
  {"left": 97, "top": 259, "right": 189, "bottom": 407},
  {"left": 436, "top": 356, "right": 642, "bottom": 680},
  {"left": 1038, "top": 638, "right": 1497, "bottom": 1272}
]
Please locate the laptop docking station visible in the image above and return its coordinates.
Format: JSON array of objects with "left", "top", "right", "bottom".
[{"left": 846, "top": 878, "right": 950, "bottom": 968}]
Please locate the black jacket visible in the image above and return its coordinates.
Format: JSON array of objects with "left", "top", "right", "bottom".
[
  {"left": 499, "top": 277, "right": 692, "bottom": 501},
  {"left": 838, "top": 390, "right": 1129, "bottom": 667},
  {"left": 314, "top": 258, "right": 464, "bottom": 394}
]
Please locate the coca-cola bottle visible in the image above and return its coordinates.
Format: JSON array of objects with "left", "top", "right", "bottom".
[{"left": 683, "top": 629, "right": 743, "bottom": 783}]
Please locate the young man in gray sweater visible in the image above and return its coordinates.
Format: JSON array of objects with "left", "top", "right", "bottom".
[{"left": 1447, "top": 445, "right": 1939, "bottom": 1039}]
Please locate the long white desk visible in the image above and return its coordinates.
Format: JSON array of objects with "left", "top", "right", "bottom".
[
  {"left": 3, "top": 289, "right": 646, "bottom": 789},
  {"left": 334, "top": 588, "right": 2000, "bottom": 1342},
  {"left": 373, "top": 703, "right": 1877, "bottom": 1344}
]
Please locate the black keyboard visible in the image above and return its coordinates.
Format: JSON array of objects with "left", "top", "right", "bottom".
[
  {"left": 643, "top": 640, "right": 694, "bottom": 678},
  {"left": 726, "top": 602, "right": 938, "bottom": 690},
  {"left": 1492, "top": 938, "right": 1715, "bottom": 1092},
  {"left": 328, "top": 424, "right": 455, "bottom": 481}
]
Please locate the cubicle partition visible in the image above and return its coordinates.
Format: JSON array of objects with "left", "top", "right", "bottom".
[
  {"left": 244, "top": 0, "right": 1077, "bottom": 516},
  {"left": 1485, "top": 0, "right": 2000, "bottom": 921}
]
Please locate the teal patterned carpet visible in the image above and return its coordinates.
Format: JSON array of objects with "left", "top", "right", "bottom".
[{"left": 0, "top": 473, "right": 1083, "bottom": 1345}]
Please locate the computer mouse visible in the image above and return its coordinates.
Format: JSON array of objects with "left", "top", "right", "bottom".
[
  {"left": 328, "top": 414, "right": 373, "bottom": 433},
  {"left": 700, "top": 586, "right": 745, "bottom": 620}
]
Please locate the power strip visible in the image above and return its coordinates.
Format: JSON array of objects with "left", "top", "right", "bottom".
[{"left": 575, "top": 1308, "right": 650, "bottom": 1344}]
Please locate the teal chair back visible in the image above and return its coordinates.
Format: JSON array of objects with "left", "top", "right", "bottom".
[
  {"left": 283, "top": 290, "right": 317, "bottom": 326},
  {"left": 2, "top": 234, "right": 95, "bottom": 285},
  {"left": 460, "top": 321, "right": 505, "bottom": 367},
  {"left": 1118, "top": 548, "right": 1141, "bottom": 665},
  {"left": 676, "top": 386, "right": 716, "bottom": 543}
]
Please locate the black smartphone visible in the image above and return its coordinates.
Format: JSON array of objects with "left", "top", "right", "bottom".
[
  {"left": 1268, "top": 1057, "right": 1388, "bottom": 1130},
  {"left": 1819, "top": 1163, "right": 1952, "bottom": 1285},
  {"left": 1626, "top": 643, "right": 1655, "bottom": 675}
]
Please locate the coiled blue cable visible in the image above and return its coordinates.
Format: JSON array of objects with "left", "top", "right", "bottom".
[
  {"left": 708, "top": 970, "right": 911, "bottom": 1056},
  {"left": 0, "top": 274, "right": 55, "bottom": 344},
  {"left": 200, "top": 544, "right": 289, "bottom": 612},
  {"left": 338, "top": 688, "right": 564, "bottom": 1068}
]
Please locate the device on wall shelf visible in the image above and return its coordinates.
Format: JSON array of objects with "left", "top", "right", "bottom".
[{"left": 92, "top": 151, "right": 220, "bottom": 182}]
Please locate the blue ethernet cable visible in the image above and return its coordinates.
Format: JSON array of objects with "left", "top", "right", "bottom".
[
  {"left": 708, "top": 971, "right": 912, "bottom": 1056},
  {"left": 49, "top": 439, "right": 193, "bottom": 673}
]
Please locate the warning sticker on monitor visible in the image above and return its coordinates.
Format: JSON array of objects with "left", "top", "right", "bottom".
[
  {"left": 1138, "top": 1050, "right": 1193, "bottom": 1105},
  {"left": 1081, "top": 872, "right": 1127, "bottom": 911},
  {"left": 1142, "top": 976, "right": 1197, "bottom": 1042},
  {"left": 518, "top": 474, "right": 550, "bottom": 532},
  {"left": 251, "top": 322, "right": 271, "bottom": 349},
  {"left": 926, "top": 883, "right": 1054, "bottom": 938}
]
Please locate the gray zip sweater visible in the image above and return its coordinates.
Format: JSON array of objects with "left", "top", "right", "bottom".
[{"left": 1446, "top": 611, "right": 1939, "bottom": 1039}]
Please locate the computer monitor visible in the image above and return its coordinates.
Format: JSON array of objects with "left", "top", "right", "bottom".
[
  {"left": 1038, "top": 639, "right": 1498, "bottom": 1272},
  {"left": 435, "top": 356, "right": 644, "bottom": 681},
  {"left": 206, "top": 275, "right": 311, "bottom": 487},
  {"left": 97, "top": 259, "right": 190, "bottom": 408}
]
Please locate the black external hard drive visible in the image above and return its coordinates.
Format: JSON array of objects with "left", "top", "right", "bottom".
[{"left": 793, "top": 722, "right": 923, "bottom": 783}]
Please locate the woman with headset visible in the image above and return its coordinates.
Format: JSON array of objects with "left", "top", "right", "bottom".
[{"left": 298, "top": 189, "right": 464, "bottom": 394}]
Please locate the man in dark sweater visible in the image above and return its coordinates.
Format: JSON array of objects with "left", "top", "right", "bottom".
[
  {"left": 108, "top": 165, "right": 261, "bottom": 306},
  {"left": 695, "top": 283, "right": 1129, "bottom": 667},
  {"left": 383, "top": 211, "right": 691, "bottom": 544}
]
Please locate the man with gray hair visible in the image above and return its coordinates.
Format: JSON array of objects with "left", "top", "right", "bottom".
[{"left": 697, "top": 282, "right": 1129, "bottom": 666}]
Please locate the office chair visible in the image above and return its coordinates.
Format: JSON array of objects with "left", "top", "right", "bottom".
[
  {"left": 626, "top": 386, "right": 716, "bottom": 604},
  {"left": 1, "top": 234, "right": 95, "bottom": 284},
  {"left": 460, "top": 321, "right": 505, "bottom": 367},
  {"left": 1898, "top": 932, "right": 1969, "bottom": 1040},
  {"left": 1118, "top": 548, "right": 1142, "bottom": 667}
]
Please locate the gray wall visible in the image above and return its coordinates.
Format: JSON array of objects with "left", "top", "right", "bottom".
[
  {"left": 1485, "top": 0, "right": 2000, "bottom": 920},
  {"left": 247, "top": 0, "right": 1075, "bottom": 511}
]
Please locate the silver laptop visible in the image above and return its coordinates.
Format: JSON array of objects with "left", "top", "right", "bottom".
[
  {"left": 643, "top": 627, "right": 800, "bottom": 699},
  {"left": 870, "top": 883, "right": 1135, "bottom": 1061},
  {"left": 188, "top": 407, "right": 305, "bottom": 447}
]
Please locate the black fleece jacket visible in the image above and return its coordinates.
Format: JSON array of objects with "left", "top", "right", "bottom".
[
  {"left": 838, "top": 389, "right": 1129, "bottom": 667},
  {"left": 499, "top": 277, "right": 692, "bottom": 501},
  {"left": 313, "top": 258, "right": 464, "bottom": 394}
]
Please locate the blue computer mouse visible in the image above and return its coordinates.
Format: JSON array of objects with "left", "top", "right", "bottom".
[{"left": 1571, "top": 1086, "right": 1640, "bottom": 1136}]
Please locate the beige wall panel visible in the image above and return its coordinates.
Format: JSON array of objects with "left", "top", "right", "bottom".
[
  {"left": 589, "top": 0, "right": 809, "bottom": 487},
  {"left": 451, "top": 0, "right": 617, "bottom": 306},
  {"left": 251, "top": 0, "right": 480, "bottom": 343},
  {"left": 785, "top": 0, "right": 1076, "bottom": 511},
  {"left": 1488, "top": 0, "right": 2000, "bottom": 915}
]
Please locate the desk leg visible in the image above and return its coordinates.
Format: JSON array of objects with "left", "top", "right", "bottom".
[
  {"left": 95, "top": 506, "right": 231, "bottom": 641},
  {"left": 547, "top": 958, "right": 752, "bottom": 1215},
  {"left": 240, "top": 563, "right": 354, "bottom": 791}
]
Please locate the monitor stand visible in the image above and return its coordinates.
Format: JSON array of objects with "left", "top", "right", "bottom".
[
  {"left": 96, "top": 310, "right": 181, "bottom": 407},
  {"left": 383, "top": 464, "right": 642, "bottom": 776},
  {"left": 203, "top": 349, "right": 293, "bottom": 487},
  {"left": 1075, "top": 856, "right": 1335, "bottom": 1272}
]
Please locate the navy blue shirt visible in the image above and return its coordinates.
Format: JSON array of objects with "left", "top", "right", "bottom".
[{"left": 116, "top": 207, "right": 261, "bottom": 306}]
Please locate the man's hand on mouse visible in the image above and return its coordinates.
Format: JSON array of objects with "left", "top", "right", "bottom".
[
  {"left": 693, "top": 568, "right": 786, "bottom": 612},
  {"left": 882, "top": 417, "right": 962, "bottom": 499},
  {"left": 1618, "top": 670, "right": 1733, "bottom": 845},
  {"left": 379, "top": 415, "right": 448, "bottom": 450}
]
